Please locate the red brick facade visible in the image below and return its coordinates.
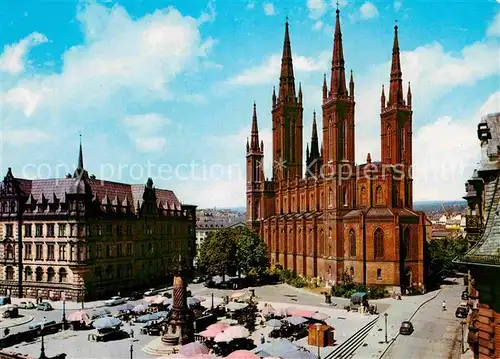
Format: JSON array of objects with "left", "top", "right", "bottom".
[{"left": 246, "top": 11, "right": 427, "bottom": 288}]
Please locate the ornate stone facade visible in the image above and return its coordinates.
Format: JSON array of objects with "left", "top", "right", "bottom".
[
  {"left": 0, "top": 143, "right": 197, "bottom": 301},
  {"left": 246, "top": 10, "right": 428, "bottom": 288},
  {"left": 458, "top": 112, "right": 500, "bottom": 359}
]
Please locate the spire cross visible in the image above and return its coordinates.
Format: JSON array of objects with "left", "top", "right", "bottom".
[{"left": 336, "top": 1, "right": 339, "bottom": 10}]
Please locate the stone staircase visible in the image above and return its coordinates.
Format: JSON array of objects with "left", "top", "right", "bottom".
[{"left": 324, "top": 316, "right": 380, "bottom": 359}]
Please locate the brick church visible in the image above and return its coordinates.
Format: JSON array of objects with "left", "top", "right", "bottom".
[{"left": 246, "top": 9, "right": 428, "bottom": 289}]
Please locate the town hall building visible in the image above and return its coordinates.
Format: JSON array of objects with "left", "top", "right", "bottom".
[{"left": 246, "top": 10, "right": 428, "bottom": 289}]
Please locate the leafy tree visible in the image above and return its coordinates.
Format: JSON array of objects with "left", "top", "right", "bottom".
[
  {"left": 426, "top": 236, "right": 468, "bottom": 286},
  {"left": 233, "top": 226, "right": 269, "bottom": 279},
  {"left": 197, "top": 230, "right": 237, "bottom": 280}
]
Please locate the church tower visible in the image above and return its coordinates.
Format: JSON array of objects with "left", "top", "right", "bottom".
[
  {"left": 246, "top": 103, "right": 265, "bottom": 230},
  {"left": 272, "top": 19, "right": 304, "bottom": 181},
  {"left": 380, "top": 24, "right": 413, "bottom": 208}
]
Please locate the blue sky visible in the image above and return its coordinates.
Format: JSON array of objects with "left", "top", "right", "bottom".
[{"left": 1, "top": 0, "right": 499, "bottom": 208}]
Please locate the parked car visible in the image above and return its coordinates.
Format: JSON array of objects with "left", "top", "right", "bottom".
[
  {"left": 104, "top": 296, "right": 126, "bottom": 306},
  {"left": 461, "top": 290, "right": 469, "bottom": 300},
  {"left": 127, "top": 292, "right": 143, "bottom": 301},
  {"left": 399, "top": 321, "right": 414, "bottom": 335},
  {"left": 37, "top": 302, "right": 53, "bottom": 311},
  {"left": 456, "top": 305, "right": 469, "bottom": 319},
  {"left": 19, "top": 301, "right": 36, "bottom": 309},
  {"left": 160, "top": 291, "right": 172, "bottom": 298},
  {"left": 0, "top": 297, "right": 11, "bottom": 305},
  {"left": 204, "top": 280, "right": 215, "bottom": 288},
  {"left": 192, "top": 276, "right": 207, "bottom": 284},
  {"left": 0, "top": 305, "right": 18, "bottom": 318},
  {"left": 144, "top": 288, "right": 158, "bottom": 297}
]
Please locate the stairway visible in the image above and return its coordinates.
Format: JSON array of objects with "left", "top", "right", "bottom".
[{"left": 325, "top": 316, "right": 380, "bottom": 359}]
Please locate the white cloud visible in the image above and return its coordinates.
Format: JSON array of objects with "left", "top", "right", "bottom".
[
  {"left": 122, "top": 113, "right": 171, "bottom": 153},
  {"left": 246, "top": 1, "right": 255, "bottom": 10},
  {"left": 0, "top": 32, "right": 48, "bottom": 74},
  {"left": 198, "top": 0, "right": 217, "bottom": 24},
  {"left": 1, "top": 1, "right": 212, "bottom": 123},
  {"left": 264, "top": 3, "right": 276, "bottom": 16},
  {"left": 226, "top": 52, "right": 330, "bottom": 86},
  {"left": 1, "top": 129, "right": 50, "bottom": 145},
  {"left": 307, "top": 0, "right": 327, "bottom": 19},
  {"left": 359, "top": 2, "right": 379, "bottom": 20},
  {"left": 394, "top": 1, "right": 402, "bottom": 12},
  {"left": 313, "top": 20, "right": 324, "bottom": 31},
  {"left": 487, "top": 12, "right": 500, "bottom": 37}
]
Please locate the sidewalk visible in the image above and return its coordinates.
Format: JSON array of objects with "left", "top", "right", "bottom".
[
  {"left": 351, "top": 289, "right": 442, "bottom": 359},
  {"left": 9, "top": 297, "right": 106, "bottom": 311}
]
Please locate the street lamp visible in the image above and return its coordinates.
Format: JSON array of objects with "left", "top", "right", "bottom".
[
  {"left": 62, "top": 299, "right": 67, "bottom": 329},
  {"left": 39, "top": 316, "right": 47, "bottom": 359},
  {"left": 315, "top": 322, "right": 322, "bottom": 359},
  {"left": 129, "top": 334, "right": 134, "bottom": 359},
  {"left": 384, "top": 313, "right": 388, "bottom": 344},
  {"left": 211, "top": 292, "right": 214, "bottom": 310}
]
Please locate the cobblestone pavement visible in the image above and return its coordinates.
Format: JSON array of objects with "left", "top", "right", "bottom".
[{"left": 349, "top": 282, "right": 465, "bottom": 359}]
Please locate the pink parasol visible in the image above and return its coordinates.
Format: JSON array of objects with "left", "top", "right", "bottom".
[
  {"left": 261, "top": 307, "right": 276, "bottom": 316},
  {"left": 230, "top": 292, "right": 245, "bottom": 299},
  {"left": 207, "top": 322, "right": 230, "bottom": 332},
  {"left": 226, "top": 350, "right": 260, "bottom": 359},
  {"left": 189, "top": 355, "right": 213, "bottom": 359},
  {"left": 67, "top": 311, "right": 90, "bottom": 323},
  {"left": 223, "top": 325, "right": 250, "bottom": 339},
  {"left": 179, "top": 342, "right": 209, "bottom": 357},
  {"left": 199, "top": 328, "right": 220, "bottom": 338},
  {"left": 286, "top": 308, "right": 315, "bottom": 318}
]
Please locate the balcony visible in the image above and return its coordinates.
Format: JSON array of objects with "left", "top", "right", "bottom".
[{"left": 465, "top": 215, "right": 482, "bottom": 232}]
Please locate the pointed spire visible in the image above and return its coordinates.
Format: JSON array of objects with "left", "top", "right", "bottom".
[
  {"left": 260, "top": 140, "right": 264, "bottom": 152},
  {"left": 381, "top": 84, "right": 386, "bottom": 110},
  {"left": 78, "top": 134, "right": 84, "bottom": 170},
  {"left": 306, "top": 143, "right": 310, "bottom": 160},
  {"left": 388, "top": 22, "right": 404, "bottom": 106},
  {"left": 246, "top": 137, "right": 250, "bottom": 152},
  {"left": 250, "top": 102, "right": 260, "bottom": 151},
  {"left": 310, "top": 111, "right": 320, "bottom": 160},
  {"left": 322, "top": 73, "right": 328, "bottom": 101},
  {"left": 366, "top": 152, "right": 372, "bottom": 163},
  {"left": 349, "top": 70, "right": 354, "bottom": 98},
  {"left": 330, "top": 8, "right": 348, "bottom": 98},
  {"left": 272, "top": 86, "right": 276, "bottom": 107},
  {"left": 407, "top": 81, "right": 412, "bottom": 108},
  {"left": 279, "top": 17, "right": 296, "bottom": 102},
  {"left": 298, "top": 82, "right": 302, "bottom": 104}
]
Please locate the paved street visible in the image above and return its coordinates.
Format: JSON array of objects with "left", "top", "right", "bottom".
[{"left": 381, "top": 282, "right": 465, "bottom": 359}]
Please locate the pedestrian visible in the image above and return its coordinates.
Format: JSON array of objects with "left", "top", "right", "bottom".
[
  {"left": 260, "top": 333, "right": 265, "bottom": 344},
  {"left": 442, "top": 300, "right": 447, "bottom": 311}
]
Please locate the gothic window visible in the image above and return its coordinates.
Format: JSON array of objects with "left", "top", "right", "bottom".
[
  {"left": 338, "top": 120, "right": 344, "bottom": 160},
  {"left": 47, "top": 267, "right": 55, "bottom": 282},
  {"left": 374, "top": 228, "right": 384, "bottom": 258},
  {"left": 319, "top": 229, "right": 324, "bottom": 255},
  {"left": 310, "top": 193, "right": 314, "bottom": 211},
  {"left": 349, "top": 229, "right": 356, "bottom": 257},
  {"left": 343, "top": 186, "right": 348, "bottom": 207},
  {"left": 6, "top": 244, "right": 14, "bottom": 259},
  {"left": 404, "top": 227, "right": 411, "bottom": 259},
  {"left": 6, "top": 266, "right": 14, "bottom": 280},
  {"left": 360, "top": 186, "right": 367, "bottom": 206},
  {"left": 375, "top": 186, "right": 383, "bottom": 205},
  {"left": 401, "top": 127, "right": 406, "bottom": 159},
  {"left": 377, "top": 268, "right": 382, "bottom": 280},
  {"left": 344, "top": 120, "right": 348, "bottom": 160},
  {"left": 328, "top": 188, "right": 333, "bottom": 207},
  {"left": 35, "top": 267, "right": 43, "bottom": 281},
  {"left": 320, "top": 192, "right": 324, "bottom": 210},
  {"left": 387, "top": 125, "right": 392, "bottom": 158},
  {"left": 392, "top": 184, "right": 399, "bottom": 208}
]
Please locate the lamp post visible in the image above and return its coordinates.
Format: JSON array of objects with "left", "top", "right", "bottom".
[
  {"left": 129, "top": 337, "right": 134, "bottom": 359},
  {"left": 384, "top": 313, "right": 388, "bottom": 344},
  {"left": 211, "top": 292, "right": 214, "bottom": 310},
  {"left": 315, "top": 322, "right": 322, "bottom": 359},
  {"left": 461, "top": 321, "right": 466, "bottom": 354},
  {"left": 39, "top": 316, "right": 46, "bottom": 359},
  {"left": 62, "top": 299, "right": 67, "bottom": 329}
]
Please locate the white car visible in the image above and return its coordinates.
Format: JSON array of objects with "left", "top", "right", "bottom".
[
  {"left": 144, "top": 288, "right": 157, "bottom": 296},
  {"left": 104, "top": 296, "right": 126, "bottom": 306}
]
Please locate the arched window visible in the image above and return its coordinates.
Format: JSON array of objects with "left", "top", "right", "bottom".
[
  {"left": 343, "top": 186, "right": 348, "bottom": 207},
  {"left": 360, "top": 186, "right": 367, "bottom": 206},
  {"left": 24, "top": 266, "right": 32, "bottom": 281},
  {"left": 374, "top": 228, "right": 384, "bottom": 258},
  {"left": 328, "top": 188, "right": 333, "bottom": 207},
  {"left": 319, "top": 229, "right": 324, "bottom": 255},
  {"left": 6, "top": 244, "right": 14, "bottom": 260},
  {"left": 377, "top": 268, "right": 382, "bottom": 280},
  {"left": 338, "top": 120, "right": 344, "bottom": 160},
  {"left": 387, "top": 125, "right": 392, "bottom": 157},
  {"left": 375, "top": 186, "right": 383, "bottom": 205},
  {"left": 35, "top": 267, "right": 43, "bottom": 281},
  {"left": 59, "top": 268, "right": 67, "bottom": 283},
  {"left": 6, "top": 266, "right": 14, "bottom": 280},
  {"left": 349, "top": 229, "right": 356, "bottom": 257},
  {"left": 47, "top": 267, "right": 55, "bottom": 282},
  {"left": 404, "top": 227, "right": 411, "bottom": 259}
]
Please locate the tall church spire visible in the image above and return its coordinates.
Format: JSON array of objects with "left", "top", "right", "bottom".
[
  {"left": 279, "top": 18, "right": 296, "bottom": 102},
  {"left": 388, "top": 23, "right": 404, "bottom": 106},
  {"left": 250, "top": 102, "right": 260, "bottom": 152},
  {"left": 78, "top": 134, "right": 84, "bottom": 170},
  {"left": 330, "top": 8, "right": 348, "bottom": 98},
  {"left": 73, "top": 134, "right": 88, "bottom": 179},
  {"left": 310, "top": 111, "right": 320, "bottom": 159}
]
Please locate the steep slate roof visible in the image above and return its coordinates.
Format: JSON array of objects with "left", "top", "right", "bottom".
[{"left": 459, "top": 113, "right": 500, "bottom": 266}]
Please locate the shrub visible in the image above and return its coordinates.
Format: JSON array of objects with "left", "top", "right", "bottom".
[{"left": 367, "top": 286, "right": 389, "bottom": 299}]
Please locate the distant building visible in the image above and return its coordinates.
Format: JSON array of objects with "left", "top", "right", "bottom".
[
  {"left": 456, "top": 112, "right": 500, "bottom": 359},
  {"left": 0, "top": 143, "right": 196, "bottom": 301}
]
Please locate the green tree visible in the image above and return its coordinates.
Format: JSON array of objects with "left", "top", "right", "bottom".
[
  {"left": 427, "top": 236, "right": 468, "bottom": 286},
  {"left": 233, "top": 226, "right": 269, "bottom": 279},
  {"left": 197, "top": 229, "right": 237, "bottom": 280}
]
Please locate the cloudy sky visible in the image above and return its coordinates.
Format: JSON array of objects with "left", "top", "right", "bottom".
[{"left": 1, "top": 0, "right": 499, "bottom": 208}]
